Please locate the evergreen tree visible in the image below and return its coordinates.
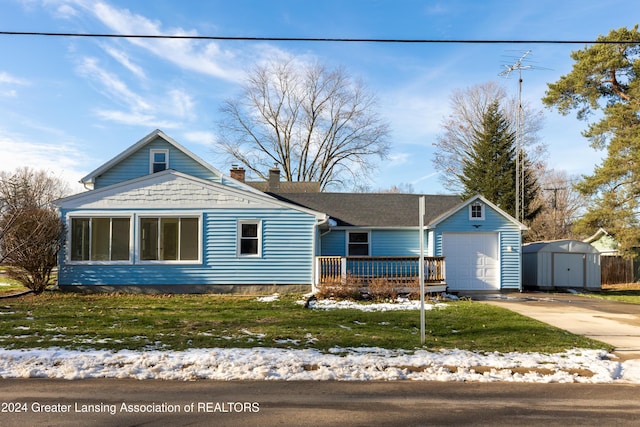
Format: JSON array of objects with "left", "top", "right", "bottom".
[
  {"left": 542, "top": 26, "right": 640, "bottom": 254},
  {"left": 458, "top": 100, "right": 540, "bottom": 222}
]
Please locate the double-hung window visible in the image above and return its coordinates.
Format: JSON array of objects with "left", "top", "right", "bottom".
[
  {"left": 347, "top": 231, "right": 370, "bottom": 256},
  {"left": 238, "top": 220, "right": 261, "bottom": 257},
  {"left": 150, "top": 149, "right": 169, "bottom": 173},
  {"left": 70, "top": 217, "right": 131, "bottom": 262},
  {"left": 140, "top": 216, "right": 199, "bottom": 262}
]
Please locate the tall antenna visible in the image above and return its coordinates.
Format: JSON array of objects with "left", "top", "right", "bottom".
[{"left": 499, "top": 50, "right": 532, "bottom": 223}]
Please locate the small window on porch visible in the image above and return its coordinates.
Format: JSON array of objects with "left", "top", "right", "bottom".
[
  {"left": 347, "top": 231, "right": 370, "bottom": 256},
  {"left": 469, "top": 202, "right": 484, "bottom": 220},
  {"left": 150, "top": 149, "right": 169, "bottom": 173}
]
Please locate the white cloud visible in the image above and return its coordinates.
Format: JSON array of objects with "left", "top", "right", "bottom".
[
  {"left": 167, "top": 89, "right": 195, "bottom": 120},
  {"left": 77, "top": 57, "right": 151, "bottom": 112},
  {"left": 102, "top": 45, "right": 146, "bottom": 79},
  {"left": 0, "top": 129, "right": 88, "bottom": 193},
  {"left": 81, "top": 1, "right": 245, "bottom": 81},
  {"left": 181, "top": 130, "right": 216, "bottom": 147},
  {"left": 94, "top": 109, "right": 179, "bottom": 129},
  {"left": 0, "top": 72, "right": 29, "bottom": 86}
]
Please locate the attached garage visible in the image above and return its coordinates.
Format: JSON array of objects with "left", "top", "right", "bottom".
[
  {"left": 522, "top": 240, "right": 601, "bottom": 290},
  {"left": 442, "top": 232, "right": 500, "bottom": 291}
]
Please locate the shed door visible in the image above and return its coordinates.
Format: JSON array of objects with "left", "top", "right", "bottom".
[
  {"left": 553, "top": 253, "right": 585, "bottom": 287},
  {"left": 443, "top": 233, "right": 499, "bottom": 291}
]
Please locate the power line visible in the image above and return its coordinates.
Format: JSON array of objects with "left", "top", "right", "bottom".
[{"left": 1, "top": 30, "right": 639, "bottom": 44}]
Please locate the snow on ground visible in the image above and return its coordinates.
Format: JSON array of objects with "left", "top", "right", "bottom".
[{"left": 0, "top": 293, "right": 639, "bottom": 383}]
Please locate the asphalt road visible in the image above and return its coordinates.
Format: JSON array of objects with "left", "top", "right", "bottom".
[{"left": 1, "top": 379, "right": 639, "bottom": 426}]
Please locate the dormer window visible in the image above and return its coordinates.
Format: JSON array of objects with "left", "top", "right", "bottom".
[
  {"left": 150, "top": 149, "right": 169, "bottom": 173},
  {"left": 469, "top": 201, "right": 484, "bottom": 220}
]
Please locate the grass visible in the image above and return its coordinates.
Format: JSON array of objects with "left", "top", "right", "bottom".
[
  {"left": 585, "top": 283, "right": 640, "bottom": 304},
  {"left": 0, "top": 292, "right": 608, "bottom": 353}
]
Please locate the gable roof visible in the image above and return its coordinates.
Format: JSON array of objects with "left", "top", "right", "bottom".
[
  {"left": 427, "top": 194, "right": 528, "bottom": 230},
  {"left": 80, "top": 129, "right": 224, "bottom": 186},
  {"left": 271, "top": 193, "right": 462, "bottom": 227}
]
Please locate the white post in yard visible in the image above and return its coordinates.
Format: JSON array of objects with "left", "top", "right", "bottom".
[{"left": 419, "top": 196, "right": 425, "bottom": 345}]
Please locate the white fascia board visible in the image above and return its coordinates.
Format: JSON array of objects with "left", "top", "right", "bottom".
[{"left": 427, "top": 194, "right": 528, "bottom": 230}]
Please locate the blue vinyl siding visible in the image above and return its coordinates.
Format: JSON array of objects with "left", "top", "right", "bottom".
[
  {"left": 58, "top": 208, "right": 317, "bottom": 286},
  {"left": 432, "top": 203, "right": 522, "bottom": 290},
  {"left": 320, "top": 228, "right": 427, "bottom": 257},
  {"left": 94, "top": 137, "right": 220, "bottom": 188},
  {"left": 320, "top": 230, "right": 346, "bottom": 256}
]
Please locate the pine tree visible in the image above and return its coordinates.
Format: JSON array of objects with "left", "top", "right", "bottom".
[{"left": 458, "top": 100, "right": 540, "bottom": 221}]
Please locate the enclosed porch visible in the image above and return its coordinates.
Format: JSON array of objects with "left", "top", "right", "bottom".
[{"left": 315, "top": 256, "right": 447, "bottom": 294}]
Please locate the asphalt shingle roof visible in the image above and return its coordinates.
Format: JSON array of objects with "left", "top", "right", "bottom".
[{"left": 272, "top": 193, "right": 462, "bottom": 227}]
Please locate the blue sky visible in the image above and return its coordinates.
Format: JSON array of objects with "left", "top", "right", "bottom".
[{"left": 0, "top": 0, "right": 637, "bottom": 194}]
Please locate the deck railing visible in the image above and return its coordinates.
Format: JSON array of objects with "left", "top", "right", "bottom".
[{"left": 316, "top": 256, "right": 446, "bottom": 286}]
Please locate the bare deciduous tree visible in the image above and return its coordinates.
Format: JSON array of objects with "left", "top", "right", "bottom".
[
  {"left": 216, "top": 57, "right": 391, "bottom": 190},
  {"left": 525, "top": 169, "right": 586, "bottom": 242},
  {"left": 433, "top": 81, "right": 546, "bottom": 193},
  {"left": 0, "top": 168, "right": 69, "bottom": 293}
]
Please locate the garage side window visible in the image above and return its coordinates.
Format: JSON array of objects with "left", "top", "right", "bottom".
[
  {"left": 469, "top": 202, "right": 484, "bottom": 220},
  {"left": 70, "top": 217, "right": 131, "bottom": 262}
]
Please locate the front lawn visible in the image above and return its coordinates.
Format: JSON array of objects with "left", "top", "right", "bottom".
[{"left": 0, "top": 292, "right": 608, "bottom": 353}]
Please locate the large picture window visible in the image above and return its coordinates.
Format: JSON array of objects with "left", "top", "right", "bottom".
[
  {"left": 70, "top": 217, "right": 131, "bottom": 262},
  {"left": 140, "top": 216, "right": 199, "bottom": 261}
]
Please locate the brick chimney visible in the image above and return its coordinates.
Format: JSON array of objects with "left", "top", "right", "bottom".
[
  {"left": 268, "top": 165, "right": 280, "bottom": 192},
  {"left": 230, "top": 164, "right": 245, "bottom": 183}
]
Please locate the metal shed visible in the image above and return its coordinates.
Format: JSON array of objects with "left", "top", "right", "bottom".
[{"left": 522, "top": 240, "right": 601, "bottom": 290}]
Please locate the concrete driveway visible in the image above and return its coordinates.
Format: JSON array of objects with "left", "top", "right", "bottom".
[{"left": 468, "top": 292, "right": 640, "bottom": 360}]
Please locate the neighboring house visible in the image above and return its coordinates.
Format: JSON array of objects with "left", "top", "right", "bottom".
[
  {"left": 584, "top": 228, "right": 619, "bottom": 256},
  {"left": 55, "top": 130, "right": 527, "bottom": 294}
]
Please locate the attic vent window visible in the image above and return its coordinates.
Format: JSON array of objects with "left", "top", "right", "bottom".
[
  {"left": 470, "top": 202, "right": 484, "bottom": 220},
  {"left": 150, "top": 149, "right": 169, "bottom": 173}
]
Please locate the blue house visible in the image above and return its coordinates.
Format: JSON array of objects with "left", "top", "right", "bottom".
[{"left": 55, "top": 130, "right": 527, "bottom": 294}]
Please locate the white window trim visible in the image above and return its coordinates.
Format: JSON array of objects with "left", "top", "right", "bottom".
[
  {"left": 65, "top": 214, "right": 134, "bottom": 265},
  {"left": 149, "top": 149, "right": 169, "bottom": 173},
  {"left": 136, "top": 213, "right": 202, "bottom": 264},
  {"left": 346, "top": 230, "right": 371, "bottom": 256},
  {"left": 469, "top": 202, "right": 485, "bottom": 221},
  {"left": 237, "top": 220, "right": 262, "bottom": 258}
]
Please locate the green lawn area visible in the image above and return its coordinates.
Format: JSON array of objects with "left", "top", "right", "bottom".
[
  {"left": 0, "top": 292, "right": 608, "bottom": 353},
  {"left": 585, "top": 283, "right": 640, "bottom": 304}
]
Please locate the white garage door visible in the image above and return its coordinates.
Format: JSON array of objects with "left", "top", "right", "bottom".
[
  {"left": 553, "top": 253, "right": 585, "bottom": 287},
  {"left": 443, "top": 233, "right": 500, "bottom": 291}
]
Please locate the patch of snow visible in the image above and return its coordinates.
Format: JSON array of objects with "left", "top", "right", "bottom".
[
  {"left": 304, "top": 298, "right": 448, "bottom": 312},
  {"left": 256, "top": 294, "right": 279, "bottom": 302},
  {"left": 0, "top": 347, "right": 637, "bottom": 383}
]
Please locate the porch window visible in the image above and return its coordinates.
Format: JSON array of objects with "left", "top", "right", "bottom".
[
  {"left": 70, "top": 217, "right": 131, "bottom": 262},
  {"left": 238, "top": 220, "right": 261, "bottom": 256},
  {"left": 348, "top": 231, "right": 370, "bottom": 256},
  {"left": 150, "top": 149, "right": 169, "bottom": 173},
  {"left": 140, "top": 216, "right": 199, "bottom": 261}
]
